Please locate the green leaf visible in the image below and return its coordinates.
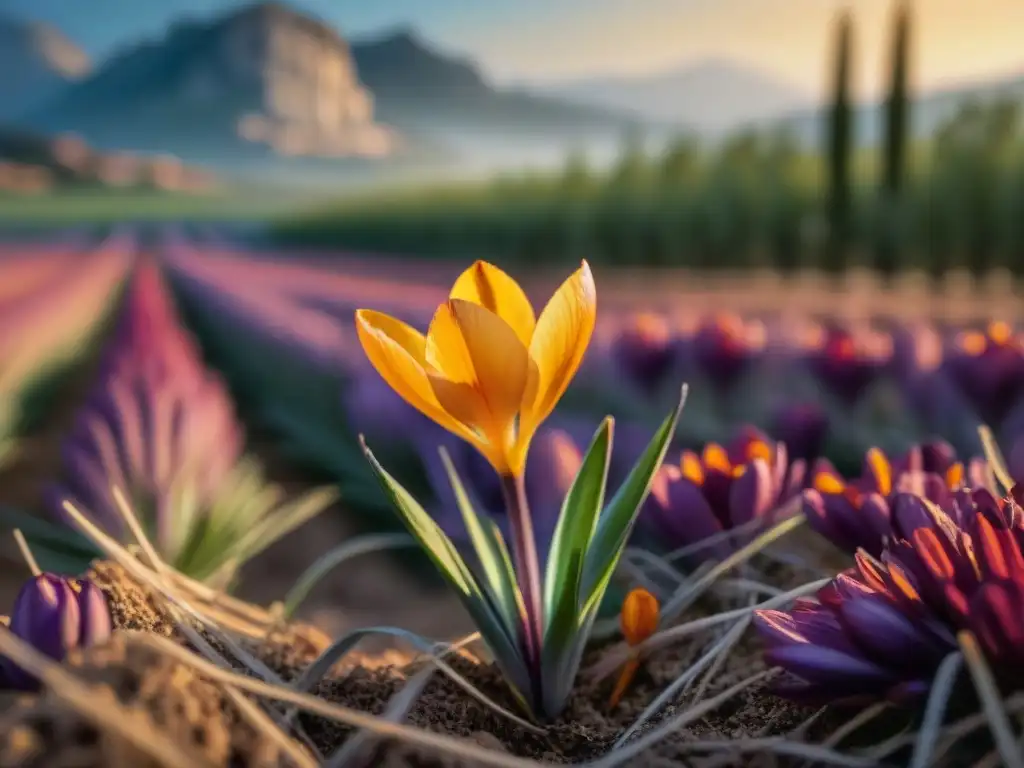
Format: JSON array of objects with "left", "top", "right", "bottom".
[
  {"left": 438, "top": 446, "right": 523, "bottom": 645},
  {"left": 0, "top": 506, "right": 99, "bottom": 558},
  {"left": 232, "top": 485, "right": 339, "bottom": 563},
  {"left": 543, "top": 417, "right": 612, "bottom": 636},
  {"left": 361, "top": 438, "right": 474, "bottom": 597},
  {"left": 361, "top": 437, "right": 532, "bottom": 701},
  {"left": 580, "top": 384, "right": 688, "bottom": 617}
]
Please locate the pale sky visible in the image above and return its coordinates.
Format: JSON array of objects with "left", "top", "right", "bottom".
[
  {"left": 6, "top": 0, "right": 1024, "bottom": 99},
  {"left": 485, "top": 0, "right": 1024, "bottom": 99}
]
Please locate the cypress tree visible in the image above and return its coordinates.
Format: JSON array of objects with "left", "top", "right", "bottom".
[
  {"left": 875, "top": 2, "right": 911, "bottom": 277},
  {"left": 825, "top": 11, "right": 853, "bottom": 272},
  {"left": 883, "top": 2, "right": 910, "bottom": 196}
]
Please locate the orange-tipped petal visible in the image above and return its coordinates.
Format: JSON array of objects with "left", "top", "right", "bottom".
[
  {"left": 702, "top": 443, "right": 732, "bottom": 473},
  {"left": 813, "top": 471, "right": 845, "bottom": 495},
  {"left": 746, "top": 440, "right": 773, "bottom": 463},
  {"left": 989, "top": 320, "right": 1012, "bottom": 345},
  {"left": 887, "top": 562, "right": 922, "bottom": 603},
  {"left": 355, "top": 310, "right": 478, "bottom": 445},
  {"left": 680, "top": 451, "right": 704, "bottom": 485},
  {"left": 631, "top": 312, "right": 671, "bottom": 344},
  {"left": 521, "top": 261, "right": 596, "bottom": 439},
  {"left": 946, "top": 462, "right": 965, "bottom": 490},
  {"left": 959, "top": 331, "right": 986, "bottom": 356},
  {"left": 912, "top": 528, "right": 956, "bottom": 580},
  {"left": 620, "top": 587, "right": 659, "bottom": 646},
  {"left": 449, "top": 260, "right": 537, "bottom": 348},
  {"left": 866, "top": 448, "right": 892, "bottom": 496}
]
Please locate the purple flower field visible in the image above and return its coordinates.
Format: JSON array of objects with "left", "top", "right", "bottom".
[{"left": 0, "top": 231, "right": 1023, "bottom": 765}]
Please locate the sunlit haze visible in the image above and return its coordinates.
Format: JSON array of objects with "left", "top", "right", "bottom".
[{"left": 6, "top": 0, "right": 1024, "bottom": 100}]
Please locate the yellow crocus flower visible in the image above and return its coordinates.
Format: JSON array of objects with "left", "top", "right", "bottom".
[{"left": 355, "top": 260, "right": 596, "bottom": 477}]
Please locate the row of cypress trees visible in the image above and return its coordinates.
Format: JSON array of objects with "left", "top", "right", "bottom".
[
  {"left": 280, "top": 2, "right": 1024, "bottom": 276},
  {"left": 827, "top": 3, "right": 911, "bottom": 270}
]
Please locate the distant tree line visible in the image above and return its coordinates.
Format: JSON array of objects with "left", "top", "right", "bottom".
[{"left": 276, "top": 3, "right": 1024, "bottom": 278}]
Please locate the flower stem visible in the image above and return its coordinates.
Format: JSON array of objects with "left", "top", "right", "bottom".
[{"left": 500, "top": 472, "right": 544, "bottom": 700}]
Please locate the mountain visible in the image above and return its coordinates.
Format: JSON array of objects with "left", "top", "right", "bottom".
[
  {"left": 542, "top": 59, "right": 813, "bottom": 134},
  {"left": 0, "top": 17, "right": 91, "bottom": 121},
  {"left": 349, "top": 27, "right": 634, "bottom": 135},
  {"left": 21, "top": 3, "right": 641, "bottom": 176},
  {"left": 22, "top": 3, "right": 399, "bottom": 165},
  {"left": 779, "top": 71, "right": 1024, "bottom": 147}
]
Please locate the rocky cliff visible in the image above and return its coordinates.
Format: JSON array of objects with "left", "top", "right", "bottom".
[
  {"left": 0, "top": 17, "right": 91, "bottom": 121},
  {"left": 28, "top": 2, "right": 397, "bottom": 160}
]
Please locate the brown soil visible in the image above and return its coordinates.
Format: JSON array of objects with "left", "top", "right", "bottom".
[
  {"left": 297, "top": 636, "right": 817, "bottom": 767},
  {"left": 1, "top": 561, "right": 836, "bottom": 768}
]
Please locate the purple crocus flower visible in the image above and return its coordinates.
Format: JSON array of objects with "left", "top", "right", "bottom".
[
  {"left": 889, "top": 319, "right": 944, "bottom": 384},
  {"left": 802, "top": 444, "right": 989, "bottom": 558},
  {"left": 801, "top": 323, "right": 893, "bottom": 406},
  {"left": 609, "top": 311, "right": 679, "bottom": 393},
  {"left": 771, "top": 402, "right": 829, "bottom": 463},
  {"left": 943, "top": 321, "right": 1024, "bottom": 428},
  {"left": 1, "top": 574, "right": 112, "bottom": 690},
  {"left": 755, "top": 486, "right": 1024, "bottom": 704},
  {"left": 691, "top": 313, "right": 766, "bottom": 392},
  {"left": 642, "top": 427, "right": 806, "bottom": 562}
]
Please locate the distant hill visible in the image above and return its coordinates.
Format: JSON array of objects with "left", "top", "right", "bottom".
[
  {"left": 0, "top": 17, "right": 91, "bottom": 121},
  {"left": 779, "top": 71, "right": 1024, "bottom": 146},
  {"left": 542, "top": 59, "right": 813, "bottom": 134}
]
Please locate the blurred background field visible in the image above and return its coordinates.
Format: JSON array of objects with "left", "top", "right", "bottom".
[{"left": 0, "top": 0, "right": 1023, "bottom": 649}]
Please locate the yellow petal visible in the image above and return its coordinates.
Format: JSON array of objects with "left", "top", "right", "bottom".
[
  {"left": 424, "top": 300, "right": 530, "bottom": 474},
  {"left": 426, "top": 373, "right": 507, "bottom": 471},
  {"left": 521, "top": 261, "right": 597, "bottom": 440},
  {"left": 426, "top": 299, "right": 529, "bottom": 429},
  {"left": 449, "top": 261, "right": 537, "bottom": 348},
  {"left": 354, "top": 310, "right": 477, "bottom": 444},
  {"left": 448, "top": 299, "right": 530, "bottom": 429},
  {"left": 425, "top": 302, "right": 476, "bottom": 383}
]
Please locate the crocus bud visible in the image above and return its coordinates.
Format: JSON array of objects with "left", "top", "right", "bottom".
[
  {"left": 75, "top": 580, "right": 113, "bottom": 648},
  {"left": 620, "top": 587, "right": 659, "bottom": 646},
  {"left": 610, "top": 588, "right": 661, "bottom": 709},
  {"left": 1, "top": 574, "right": 113, "bottom": 690}
]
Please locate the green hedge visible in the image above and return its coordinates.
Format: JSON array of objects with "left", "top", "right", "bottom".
[{"left": 273, "top": 100, "right": 1024, "bottom": 277}]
